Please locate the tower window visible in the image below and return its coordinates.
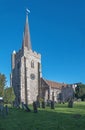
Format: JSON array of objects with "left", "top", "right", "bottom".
[{"left": 31, "top": 60, "right": 34, "bottom": 68}]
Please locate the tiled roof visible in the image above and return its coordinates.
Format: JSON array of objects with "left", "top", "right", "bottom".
[{"left": 44, "top": 79, "right": 67, "bottom": 89}]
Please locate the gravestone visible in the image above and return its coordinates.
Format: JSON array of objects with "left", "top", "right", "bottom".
[
  {"left": 0, "top": 104, "right": 4, "bottom": 115},
  {"left": 24, "top": 104, "right": 31, "bottom": 112},
  {"left": 68, "top": 98, "right": 73, "bottom": 108},
  {"left": 5, "top": 105, "right": 9, "bottom": 115},
  {"left": 42, "top": 101, "right": 45, "bottom": 108},
  {"left": 0, "top": 104, "right": 6, "bottom": 118},
  {"left": 36, "top": 95, "right": 40, "bottom": 108},
  {"left": 33, "top": 102, "right": 38, "bottom": 113},
  {"left": 51, "top": 101, "right": 54, "bottom": 109}
]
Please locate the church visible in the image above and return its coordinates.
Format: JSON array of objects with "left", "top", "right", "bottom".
[{"left": 11, "top": 11, "right": 74, "bottom": 105}]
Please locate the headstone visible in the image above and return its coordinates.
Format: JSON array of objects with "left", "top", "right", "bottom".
[
  {"left": 33, "top": 101, "right": 38, "bottom": 113},
  {"left": 0, "top": 104, "right": 4, "bottom": 115},
  {"left": 5, "top": 105, "right": 9, "bottom": 115},
  {"left": 24, "top": 104, "right": 31, "bottom": 112},
  {"left": 0, "top": 104, "right": 5, "bottom": 118},
  {"left": 37, "top": 95, "right": 40, "bottom": 108},
  {"left": 42, "top": 101, "right": 45, "bottom": 108},
  {"left": 68, "top": 98, "right": 73, "bottom": 108},
  {"left": 51, "top": 101, "right": 55, "bottom": 109}
]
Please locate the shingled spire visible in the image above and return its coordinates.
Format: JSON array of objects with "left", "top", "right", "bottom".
[{"left": 23, "top": 9, "right": 32, "bottom": 50}]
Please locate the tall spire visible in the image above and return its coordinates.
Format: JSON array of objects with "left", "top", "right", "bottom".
[{"left": 23, "top": 9, "right": 32, "bottom": 50}]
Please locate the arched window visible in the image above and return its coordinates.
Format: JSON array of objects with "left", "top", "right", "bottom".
[{"left": 31, "top": 60, "right": 34, "bottom": 68}]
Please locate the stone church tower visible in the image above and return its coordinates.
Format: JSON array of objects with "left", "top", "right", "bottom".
[{"left": 11, "top": 11, "right": 42, "bottom": 105}]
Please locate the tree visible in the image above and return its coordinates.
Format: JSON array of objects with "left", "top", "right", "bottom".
[
  {"left": 4, "top": 87, "right": 15, "bottom": 104},
  {"left": 75, "top": 83, "right": 85, "bottom": 101},
  {"left": 0, "top": 73, "right": 6, "bottom": 97}
]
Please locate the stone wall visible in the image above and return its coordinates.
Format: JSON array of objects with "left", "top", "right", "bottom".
[
  {"left": 11, "top": 47, "right": 42, "bottom": 105},
  {"left": 50, "top": 88, "right": 61, "bottom": 102},
  {"left": 41, "top": 78, "right": 61, "bottom": 102}
]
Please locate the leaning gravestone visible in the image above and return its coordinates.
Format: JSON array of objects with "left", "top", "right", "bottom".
[
  {"left": 24, "top": 104, "right": 31, "bottom": 112},
  {"left": 51, "top": 101, "right": 55, "bottom": 109},
  {"left": 33, "top": 101, "right": 38, "bottom": 113}
]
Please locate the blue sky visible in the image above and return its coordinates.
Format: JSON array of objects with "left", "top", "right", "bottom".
[{"left": 0, "top": 0, "right": 85, "bottom": 86}]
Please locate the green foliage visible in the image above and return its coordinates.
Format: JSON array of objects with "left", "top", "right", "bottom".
[
  {"left": 75, "top": 83, "right": 85, "bottom": 101},
  {"left": 0, "top": 73, "right": 6, "bottom": 97},
  {"left": 0, "top": 102, "right": 85, "bottom": 130},
  {"left": 39, "top": 97, "right": 44, "bottom": 102},
  {"left": 4, "top": 87, "right": 15, "bottom": 104}
]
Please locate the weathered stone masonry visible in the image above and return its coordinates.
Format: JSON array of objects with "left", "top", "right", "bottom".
[{"left": 11, "top": 11, "right": 75, "bottom": 105}]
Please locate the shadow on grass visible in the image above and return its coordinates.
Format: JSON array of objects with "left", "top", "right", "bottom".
[
  {"left": 0, "top": 102, "right": 85, "bottom": 130},
  {"left": 55, "top": 102, "right": 85, "bottom": 111}
]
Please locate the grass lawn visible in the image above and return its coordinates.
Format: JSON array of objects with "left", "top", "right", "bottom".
[{"left": 0, "top": 102, "right": 85, "bottom": 130}]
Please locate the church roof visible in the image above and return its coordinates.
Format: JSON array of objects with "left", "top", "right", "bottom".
[
  {"left": 22, "top": 10, "right": 32, "bottom": 50},
  {"left": 44, "top": 79, "right": 67, "bottom": 89}
]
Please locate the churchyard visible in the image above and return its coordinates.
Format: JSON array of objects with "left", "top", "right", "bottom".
[{"left": 0, "top": 102, "right": 85, "bottom": 130}]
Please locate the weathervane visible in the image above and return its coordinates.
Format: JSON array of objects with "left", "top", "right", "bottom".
[{"left": 26, "top": 8, "right": 30, "bottom": 15}]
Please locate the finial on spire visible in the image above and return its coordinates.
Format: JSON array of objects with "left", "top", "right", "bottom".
[{"left": 26, "top": 8, "right": 30, "bottom": 15}]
